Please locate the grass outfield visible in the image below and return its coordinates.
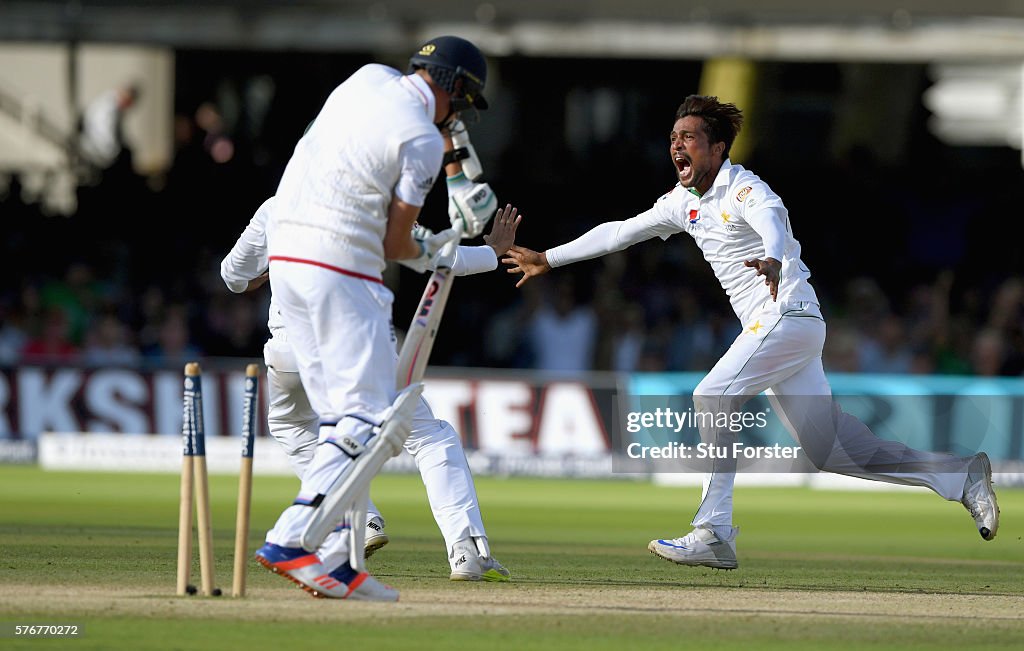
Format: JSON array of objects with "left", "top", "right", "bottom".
[{"left": 0, "top": 466, "right": 1021, "bottom": 650}]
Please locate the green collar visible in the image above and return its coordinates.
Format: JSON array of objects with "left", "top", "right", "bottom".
[{"left": 687, "top": 187, "right": 702, "bottom": 198}]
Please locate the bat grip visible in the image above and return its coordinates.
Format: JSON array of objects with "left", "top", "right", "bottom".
[{"left": 437, "top": 223, "right": 463, "bottom": 267}]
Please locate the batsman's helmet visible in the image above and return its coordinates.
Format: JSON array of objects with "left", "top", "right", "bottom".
[{"left": 408, "top": 35, "right": 488, "bottom": 112}]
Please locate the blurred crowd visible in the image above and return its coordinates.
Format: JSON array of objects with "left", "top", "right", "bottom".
[
  {"left": 4, "top": 160, "right": 1023, "bottom": 377},
  {"left": 479, "top": 247, "right": 1024, "bottom": 377},
  {"left": 3, "top": 69, "right": 1024, "bottom": 378}
]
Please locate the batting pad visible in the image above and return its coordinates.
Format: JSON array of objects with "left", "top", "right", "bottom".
[{"left": 301, "top": 383, "right": 424, "bottom": 552}]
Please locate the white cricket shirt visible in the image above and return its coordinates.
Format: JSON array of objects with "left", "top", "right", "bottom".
[
  {"left": 268, "top": 64, "right": 444, "bottom": 280},
  {"left": 546, "top": 160, "right": 818, "bottom": 325},
  {"left": 220, "top": 197, "right": 286, "bottom": 338},
  {"left": 221, "top": 197, "right": 499, "bottom": 340}
]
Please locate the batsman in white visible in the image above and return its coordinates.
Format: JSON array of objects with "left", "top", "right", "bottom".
[
  {"left": 504, "top": 95, "right": 1000, "bottom": 570},
  {"left": 244, "top": 35, "right": 498, "bottom": 601},
  {"left": 221, "top": 196, "right": 518, "bottom": 584}
]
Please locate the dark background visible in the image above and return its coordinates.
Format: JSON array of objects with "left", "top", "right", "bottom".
[{"left": 3, "top": 48, "right": 1023, "bottom": 376}]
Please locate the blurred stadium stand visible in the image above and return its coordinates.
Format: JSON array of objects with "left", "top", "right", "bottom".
[
  {"left": 1, "top": 2, "right": 1024, "bottom": 73},
  {"left": 2, "top": 1, "right": 1024, "bottom": 380}
]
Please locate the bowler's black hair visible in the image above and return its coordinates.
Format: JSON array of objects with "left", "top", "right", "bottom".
[{"left": 675, "top": 95, "right": 744, "bottom": 158}]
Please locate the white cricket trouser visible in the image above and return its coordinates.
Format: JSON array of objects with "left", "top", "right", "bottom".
[
  {"left": 262, "top": 326, "right": 488, "bottom": 570},
  {"left": 264, "top": 262, "right": 398, "bottom": 559},
  {"left": 691, "top": 300, "right": 970, "bottom": 529}
]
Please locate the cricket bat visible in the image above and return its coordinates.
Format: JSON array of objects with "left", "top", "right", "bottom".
[
  {"left": 395, "top": 266, "right": 457, "bottom": 389},
  {"left": 396, "top": 224, "right": 462, "bottom": 388},
  {"left": 347, "top": 230, "right": 462, "bottom": 570}
]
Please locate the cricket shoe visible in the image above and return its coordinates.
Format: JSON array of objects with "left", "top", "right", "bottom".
[
  {"left": 962, "top": 452, "right": 999, "bottom": 541},
  {"left": 326, "top": 562, "right": 400, "bottom": 602},
  {"left": 648, "top": 525, "right": 739, "bottom": 569},
  {"left": 449, "top": 539, "right": 511, "bottom": 582},
  {"left": 364, "top": 515, "right": 389, "bottom": 559},
  {"left": 254, "top": 542, "right": 399, "bottom": 601}
]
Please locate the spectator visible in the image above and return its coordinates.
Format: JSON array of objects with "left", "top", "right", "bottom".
[
  {"left": 858, "top": 314, "right": 913, "bottom": 374},
  {"left": 843, "top": 276, "right": 891, "bottom": 334},
  {"left": 39, "top": 262, "right": 103, "bottom": 346},
  {"left": 909, "top": 346, "right": 937, "bottom": 375},
  {"left": 970, "top": 328, "right": 1009, "bottom": 377},
  {"left": 0, "top": 300, "right": 28, "bottom": 366},
  {"left": 665, "top": 288, "right": 718, "bottom": 371},
  {"left": 526, "top": 276, "right": 597, "bottom": 372},
  {"left": 21, "top": 307, "right": 79, "bottom": 363},
  {"left": 78, "top": 84, "right": 140, "bottom": 174},
  {"left": 822, "top": 320, "right": 862, "bottom": 373},
  {"left": 141, "top": 305, "right": 202, "bottom": 365},
  {"left": 635, "top": 339, "right": 670, "bottom": 372},
  {"left": 610, "top": 303, "right": 647, "bottom": 372},
  {"left": 933, "top": 317, "right": 974, "bottom": 376},
  {"left": 482, "top": 284, "right": 541, "bottom": 368},
  {"left": 81, "top": 312, "right": 141, "bottom": 367}
]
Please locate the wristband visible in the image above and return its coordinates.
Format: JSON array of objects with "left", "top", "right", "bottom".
[{"left": 442, "top": 147, "right": 470, "bottom": 167}]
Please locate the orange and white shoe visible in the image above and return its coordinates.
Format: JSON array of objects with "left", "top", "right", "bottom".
[
  {"left": 328, "top": 561, "right": 401, "bottom": 601},
  {"left": 255, "top": 543, "right": 399, "bottom": 601}
]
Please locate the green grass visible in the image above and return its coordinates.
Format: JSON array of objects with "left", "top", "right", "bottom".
[{"left": 0, "top": 466, "right": 1021, "bottom": 650}]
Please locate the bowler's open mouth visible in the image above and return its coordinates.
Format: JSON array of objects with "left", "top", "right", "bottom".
[{"left": 675, "top": 154, "right": 691, "bottom": 180}]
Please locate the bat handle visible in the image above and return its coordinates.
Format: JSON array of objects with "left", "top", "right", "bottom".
[{"left": 437, "top": 223, "right": 463, "bottom": 269}]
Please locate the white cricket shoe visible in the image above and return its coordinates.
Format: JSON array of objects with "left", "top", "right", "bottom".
[
  {"left": 364, "top": 515, "right": 389, "bottom": 558},
  {"left": 962, "top": 452, "right": 999, "bottom": 541},
  {"left": 449, "top": 538, "right": 511, "bottom": 582},
  {"left": 648, "top": 525, "right": 739, "bottom": 569}
]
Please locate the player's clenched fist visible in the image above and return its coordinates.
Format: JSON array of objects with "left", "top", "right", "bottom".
[{"left": 502, "top": 245, "right": 551, "bottom": 288}]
